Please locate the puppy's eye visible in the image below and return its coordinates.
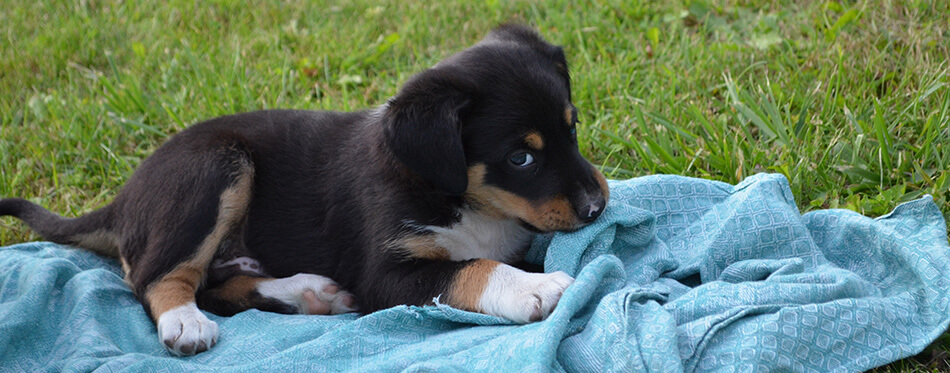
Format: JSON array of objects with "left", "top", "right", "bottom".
[
  {"left": 509, "top": 152, "right": 535, "bottom": 167},
  {"left": 570, "top": 127, "right": 577, "bottom": 136}
]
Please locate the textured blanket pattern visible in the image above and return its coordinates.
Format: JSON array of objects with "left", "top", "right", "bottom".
[{"left": 1, "top": 174, "right": 948, "bottom": 372}]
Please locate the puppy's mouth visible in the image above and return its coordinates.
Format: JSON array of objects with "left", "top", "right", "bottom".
[
  {"left": 516, "top": 218, "right": 589, "bottom": 234},
  {"left": 517, "top": 219, "right": 544, "bottom": 233}
]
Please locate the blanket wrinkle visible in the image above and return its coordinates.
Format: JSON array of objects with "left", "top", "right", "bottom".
[{"left": 1, "top": 173, "right": 948, "bottom": 372}]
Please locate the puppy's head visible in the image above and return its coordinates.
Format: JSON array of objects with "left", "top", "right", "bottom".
[{"left": 384, "top": 24, "right": 608, "bottom": 232}]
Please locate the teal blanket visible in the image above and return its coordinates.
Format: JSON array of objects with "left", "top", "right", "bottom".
[{"left": 2, "top": 174, "right": 949, "bottom": 372}]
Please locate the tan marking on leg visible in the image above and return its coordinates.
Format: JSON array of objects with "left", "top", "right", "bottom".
[
  {"left": 524, "top": 132, "right": 544, "bottom": 150},
  {"left": 147, "top": 265, "right": 205, "bottom": 316},
  {"left": 447, "top": 259, "right": 500, "bottom": 312},
  {"left": 147, "top": 164, "right": 254, "bottom": 318},
  {"left": 391, "top": 234, "right": 450, "bottom": 260},
  {"left": 465, "top": 164, "right": 580, "bottom": 231},
  {"left": 205, "top": 275, "right": 267, "bottom": 308},
  {"left": 190, "top": 164, "right": 254, "bottom": 267}
]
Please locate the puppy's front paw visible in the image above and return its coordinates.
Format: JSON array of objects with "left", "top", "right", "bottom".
[
  {"left": 257, "top": 273, "right": 357, "bottom": 315},
  {"left": 157, "top": 303, "right": 218, "bottom": 356},
  {"left": 478, "top": 265, "right": 574, "bottom": 323}
]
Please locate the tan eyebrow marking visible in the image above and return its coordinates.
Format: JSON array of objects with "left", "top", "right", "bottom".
[
  {"left": 524, "top": 132, "right": 544, "bottom": 150},
  {"left": 564, "top": 107, "right": 574, "bottom": 126}
]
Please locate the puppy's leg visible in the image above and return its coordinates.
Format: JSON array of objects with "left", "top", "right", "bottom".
[
  {"left": 367, "top": 258, "right": 572, "bottom": 323},
  {"left": 447, "top": 259, "right": 573, "bottom": 323},
  {"left": 129, "top": 151, "right": 255, "bottom": 356},
  {"left": 198, "top": 274, "right": 356, "bottom": 316},
  {"left": 149, "top": 268, "right": 220, "bottom": 356}
]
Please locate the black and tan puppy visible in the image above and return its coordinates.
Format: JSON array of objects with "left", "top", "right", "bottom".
[{"left": 0, "top": 25, "right": 608, "bottom": 356}]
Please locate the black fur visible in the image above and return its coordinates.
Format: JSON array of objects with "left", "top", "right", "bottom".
[
  {"left": 1, "top": 24, "right": 608, "bottom": 336},
  {"left": 384, "top": 70, "right": 473, "bottom": 196},
  {"left": 0, "top": 198, "right": 116, "bottom": 255}
]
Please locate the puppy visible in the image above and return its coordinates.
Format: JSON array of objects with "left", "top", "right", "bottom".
[{"left": 0, "top": 24, "right": 608, "bottom": 356}]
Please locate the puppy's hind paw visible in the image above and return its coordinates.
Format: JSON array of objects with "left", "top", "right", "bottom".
[{"left": 257, "top": 273, "right": 357, "bottom": 315}]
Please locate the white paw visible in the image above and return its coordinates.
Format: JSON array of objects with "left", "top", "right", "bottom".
[
  {"left": 157, "top": 303, "right": 218, "bottom": 356},
  {"left": 478, "top": 265, "right": 574, "bottom": 323},
  {"left": 256, "top": 273, "right": 357, "bottom": 315}
]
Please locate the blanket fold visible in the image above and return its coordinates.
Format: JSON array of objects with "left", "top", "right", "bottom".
[{"left": 1, "top": 173, "right": 948, "bottom": 372}]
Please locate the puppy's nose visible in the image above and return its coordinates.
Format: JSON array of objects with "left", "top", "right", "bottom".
[{"left": 577, "top": 193, "right": 606, "bottom": 224}]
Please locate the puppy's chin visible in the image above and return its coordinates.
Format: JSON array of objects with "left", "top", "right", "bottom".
[
  {"left": 517, "top": 218, "right": 587, "bottom": 234},
  {"left": 517, "top": 219, "right": 544, "bottom": 233}
]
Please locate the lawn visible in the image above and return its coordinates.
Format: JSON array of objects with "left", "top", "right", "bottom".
[{"left": 1, "top": 0, "right": 948, "bottom": 370}]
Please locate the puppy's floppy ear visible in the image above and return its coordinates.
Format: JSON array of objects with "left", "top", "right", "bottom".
[{"left": 383, "top": 69, "right": 472, "bottom": 196}]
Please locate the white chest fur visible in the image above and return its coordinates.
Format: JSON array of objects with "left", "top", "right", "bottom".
[{"left": 422, "top": 210, "right": 533, "bottom": 263}]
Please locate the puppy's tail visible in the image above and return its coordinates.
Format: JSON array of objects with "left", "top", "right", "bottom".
[{"left": 0, "top": 198, "right": 119, "bottom": 257}]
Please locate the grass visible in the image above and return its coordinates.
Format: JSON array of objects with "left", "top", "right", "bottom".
[{"left": 1, "top": 0, "right": 948, "bottom": 370}]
